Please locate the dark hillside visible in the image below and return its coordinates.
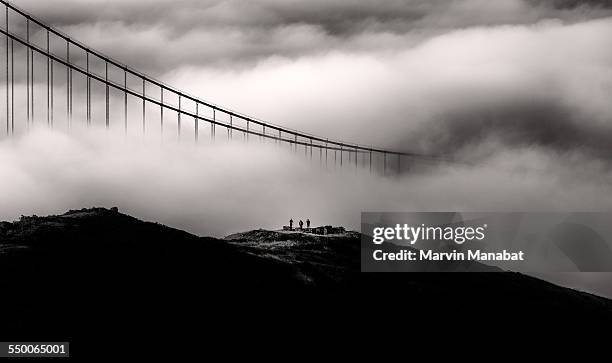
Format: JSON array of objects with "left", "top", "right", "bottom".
[{"left": 1, "top": 208, "right": 611, "bottom": 345}]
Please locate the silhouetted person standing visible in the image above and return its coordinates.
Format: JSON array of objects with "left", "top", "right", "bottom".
[
  {"left": 289, "top": 219, "right": 293, "bottom": 230},
  {"left": 299, "top": 220, "right": 304, "bottom": 230},
  {"left": 306, "top": 219, "right": 310, "bottom": 228}
]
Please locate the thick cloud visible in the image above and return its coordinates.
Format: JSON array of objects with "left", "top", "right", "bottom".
[
  {"left": 162, "top": 17, "right": 612, "bottom": 160},
  {"left": 2, "top": 127, "right": 612, "bottom": 237},
  {"left": 2, "top": 0, "right": 609, "bottom": 215},
  {"left": 2, "top": 0, "right": 610, "bottom": 210}
]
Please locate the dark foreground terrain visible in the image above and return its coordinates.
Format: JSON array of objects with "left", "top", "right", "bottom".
[{"left": 1, "top": 208, "right": 611, "bottom": 349}]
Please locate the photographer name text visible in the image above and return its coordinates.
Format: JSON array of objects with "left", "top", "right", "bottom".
[{"left": 373, "top": 249, "right": 525, "bottom": 262}]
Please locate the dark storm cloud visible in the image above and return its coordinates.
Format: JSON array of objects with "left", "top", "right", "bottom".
[
  {"left": 402, "top": 99, "right": 612, "bottom": 159},
  {"left": 9, "top": 0, "right": 612, "bottom": 73},
  {"left": 530, "top": 0, "right": 612, "bottom": 9},
  {"left": 19, "top": 0, "right": 612, "bottom": 32}
]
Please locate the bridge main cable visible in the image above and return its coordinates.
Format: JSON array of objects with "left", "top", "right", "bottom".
[
  {"left": 0, "top": 0, "right": 434, "bottom": 159},
  {"left": 1, "top": 26, "right": 376, "bottom": 153}
]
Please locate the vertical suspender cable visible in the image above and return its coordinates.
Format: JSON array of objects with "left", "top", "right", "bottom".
[
  {"left": 26, "top": 18, "right": 29, "bottom": 126},
  {"left": 160, "top": 87, "right": 163, "bottom": 134},
  {"left": 195, "top": 102, "right": 198, "bottom": 143},
  {"left": 383, "top": 152, "right": 387, "bottom": 176},
  {"left": 67, "top": 42, "right": 70, "bottom": 127},
  {"left": 123, "top": 69, "right": 127, "bottom": 134},
  {"left": 10, "top": 37, "right": 13, "bottom": 134},
  {"left": 30, "top": 29, "right": 34, "bottom": 123},
  {"left": 397, "top": 155, "right": 401, "bottom": 175},
  {"left": 212, "top": 108, "right": 215, "bottom": 140},
  {"left": 325, "top": 139, "right": 328, "bottom": 167},
  {"left": 310, "top": 139, "right": 313, "bottom": 160},
  {"left": 319, "top": 144, "right": 322, "bottom": 165},
  {"left": 5, "top": 5, "right": 8, "bottom": 135},
  {"left": 69, "top": 44, "right": 72, "bottom": 125},
  {"left": 105, "top": 61, "right": 109, "bottom": 128},
  {"left": 46, "top": 29, "right": 49, "bottom": 126},
  {"left": 236, "top": 117, "right": 240, "bottom": 140},
  {"left": 50, "top": 38, "right": 53, "bottom": 127},
  {"left": 142, "top": 78, "right": 145, "bottom": 135},
  {"left": 86, "top": 51, "right": 90, "bottom": 125},
  {"left": 177, "top": 95, "right": 181, "bottom": 139}
]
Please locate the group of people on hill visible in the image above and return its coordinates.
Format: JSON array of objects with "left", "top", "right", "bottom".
[{"left": 289, "top": 218, "right": 310, "bottom": 230}]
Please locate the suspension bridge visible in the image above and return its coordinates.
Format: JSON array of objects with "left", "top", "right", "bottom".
[{"left": 0, "top": 0, "right": 434, "bottom": 175}]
